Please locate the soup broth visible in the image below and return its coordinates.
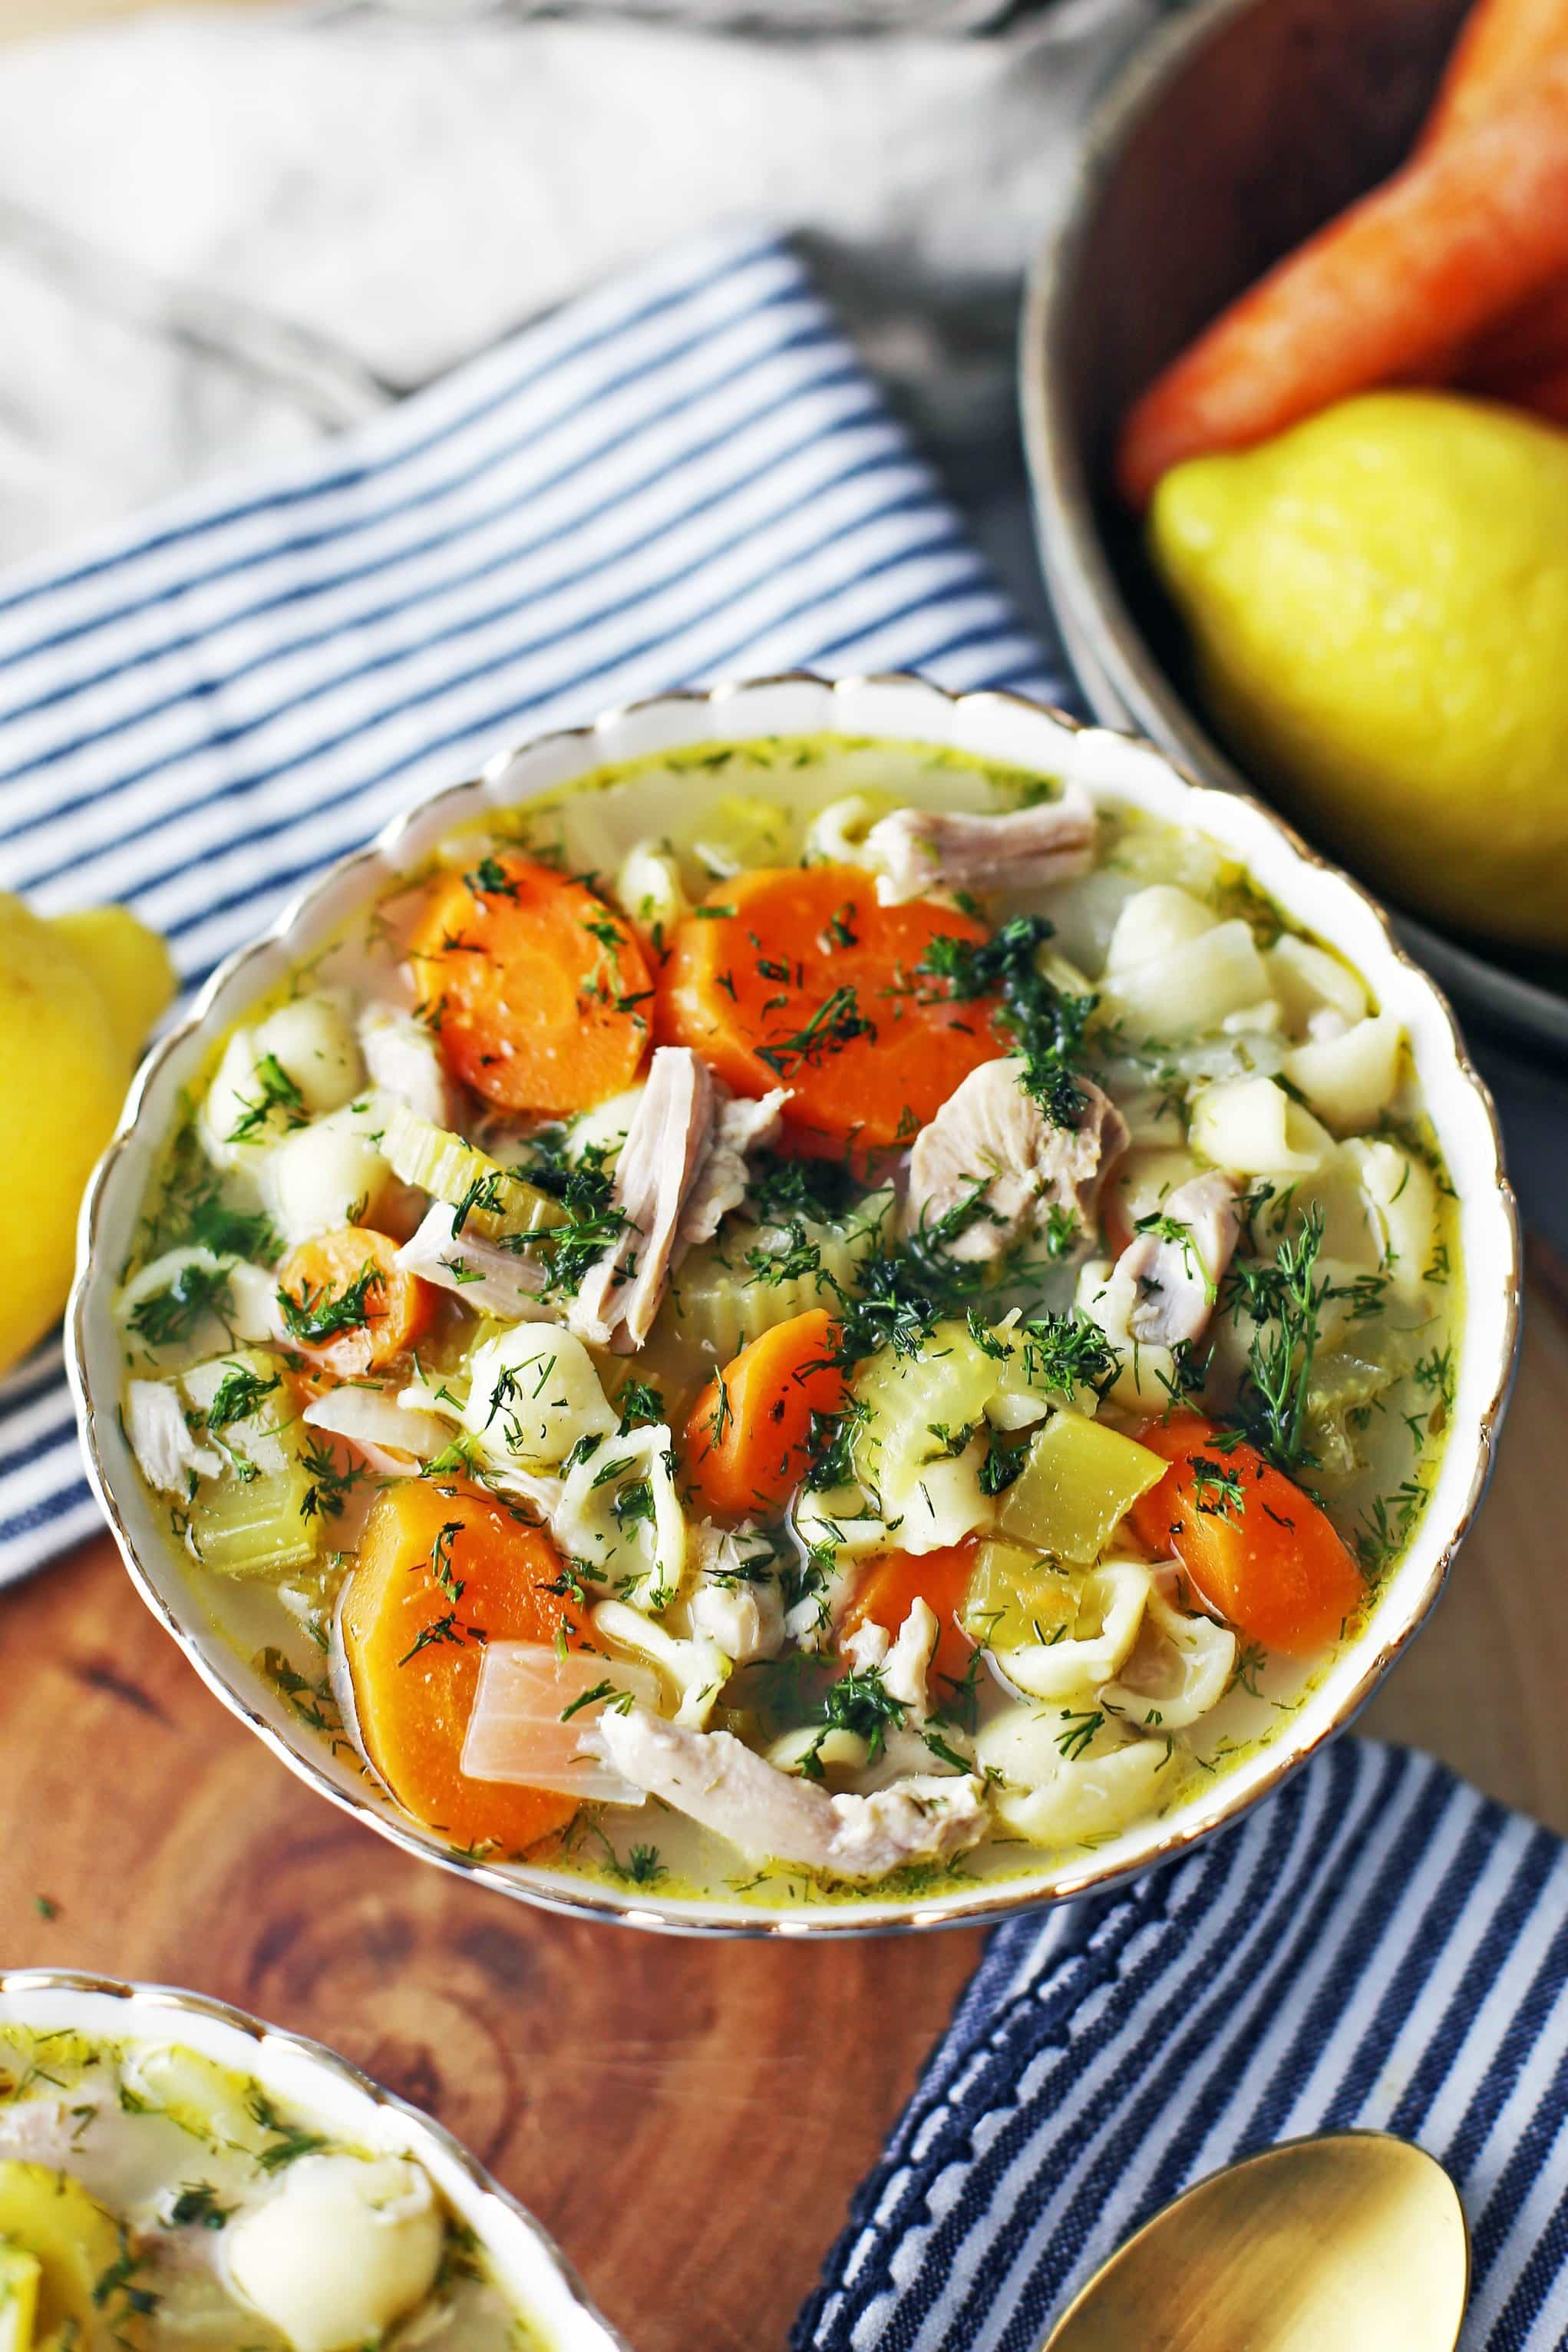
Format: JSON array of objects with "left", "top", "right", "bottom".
[{"left": 117, "top": 738, "right": 1458, "bottom": 1908}]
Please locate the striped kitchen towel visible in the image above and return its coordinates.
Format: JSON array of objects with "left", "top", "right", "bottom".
[
  {"left": 0, "top": 222, "right": 1061, "bottom": 1586},
  {"left": 795, "top": 1737, "right": 1568, "bottom": 2352}
]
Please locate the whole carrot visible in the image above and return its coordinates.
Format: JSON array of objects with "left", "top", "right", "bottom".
[
  {"left": 1117, "top": 56, "right": 1568, "bottom": 507},
  {"left": 1421, "top": 0, "right": 1568, "bottom": 144}
]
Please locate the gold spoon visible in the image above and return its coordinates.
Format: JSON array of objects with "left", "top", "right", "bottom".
[{"left": 1042, "top": 2131, "right": 1469, "bottom": 2351}]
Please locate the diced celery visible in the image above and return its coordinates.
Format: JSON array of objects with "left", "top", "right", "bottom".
[
  {"left": 378, "top": 1098, "right": 561, "bottom": 1243},
  {"left": 998, "top": 1411, "right": 1167, "bottom": 1562},
  {"left": 672, "top": 1200, "right": 889, "bottom": 1365},
  {"left": 0, "top": 2241, "right": 38, "bottom": 2352},
  {"left": 180, "top": 1349, "right": 319, "bottom": 1577},
  {"left": 961, "top": 1541, "right": 1078, "bottom": 1652}
]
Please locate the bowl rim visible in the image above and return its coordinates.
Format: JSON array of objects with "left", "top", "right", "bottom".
[
  {"left": 1017, "top": 0, "right": 1568, "bottom": 1056},
  {"left": 66, "top": 668, "right": 1521, "bottom": 1939},
  {"left": 0, "top": 1964, "right": 629, "bottom": 2349}
]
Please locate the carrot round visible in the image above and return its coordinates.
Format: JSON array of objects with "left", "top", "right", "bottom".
[
  {"left": 655, "top": 866, "right": 1003, "bottom": 1156},
  {"left": 341, "top": 1480, "right": 586, "bottom": 1853},
  {"left": 1117, "top": 58, "right": 1568, "bottom": 507},
  {"left": 408, "top": 851, "right": 652, "bottom": 1115},
  {"left": 277, "top": 1225, "right": 432, "bottom": 1379},
  {"left": 838, "top": 1540, "right": 979, "bottom": 1695},
  {"left": 1127, "top": 1413, "right": 1364, "bottom": 1656},
  {"left": 685, "top": 1308, "right": 850, "bottom": 1522}
]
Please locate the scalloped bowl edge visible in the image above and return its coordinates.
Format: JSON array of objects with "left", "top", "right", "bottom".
[{"left": 66, "top": 672, "right": 1520, "bottom": 1937}]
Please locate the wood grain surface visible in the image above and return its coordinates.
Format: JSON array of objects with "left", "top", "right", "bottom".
[{"left": 1, "top": 1260, "right": 1561, "bottom": 2350}]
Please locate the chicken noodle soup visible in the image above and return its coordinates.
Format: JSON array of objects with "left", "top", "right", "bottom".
[
  {"left": 117, "top": 738, "right": 1459, "bottom": 1904},
  {"left": 0, "top": 2025, "right": 545, "bottom": 2350}
]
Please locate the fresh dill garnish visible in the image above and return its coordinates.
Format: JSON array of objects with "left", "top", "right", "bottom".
[
  {"left": 978, "top": 1424, "right": 1025, "bottom": 1497},
  {"left": 1054, "top": 1707, "right": 1104, "bottom": 1762},
  {"left": 227, "top": 1052, "right": 307, "bottom": 1145},
  {"left": 619, "top": 1842, "right": 666, "bottom": 1885},
  {"left": 168, "top": 2183, "right": 235, "bottom": 2230},
  {"left": 278, "top": 1260, "right": 381, "bottom": 1347},
  {"left": 919, "top": 913, "right": 1097, "bottom": 1127},
  {"left": 616, "top": 1378, "right": 665, "bottom": 1432},
  {"left": 92, "top": 2243, "right": 160, "bottom": 2320},
  {"left": 299, "top": 1435, "right": 371, "bottom": 1521},
  {"left": 559, "top": 1679, "right": 633, "bottom": 1723},
  {"left": 504, "top": 1135, "right": 628, "bottom": 1298},
  {"left": 126, "top": 1259, "right": 233, "bottom": 1349},
  {"left": 247, "top": 2090, "right": 328, "bottom": 2172},
  {"left": 756, "top": 983, "right": 873, "bottom": 1081},
  {"left": 799, "top": 1667, "right": 906, "bottom": 1779},
  {"left": 744, "top": 1150, "right": 858, "bottom": 1226},
  {"left": 202, "top": 1361, "right": 280, "bottom": 1432},
  {"left": 1222, "top": 1202, "right": 1332, "bottom": 1475},
  {"left": 464, "top": 854, "right": 521, "bottom": 902},
  {"left": 1190, "top": 1455, "right": 1245, "bottom": 1522},
  {"left": 744, "top": 1221, "right": 824, "bottom": 1287}
]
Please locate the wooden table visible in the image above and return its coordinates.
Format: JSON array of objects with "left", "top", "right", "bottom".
[{"left": 2, "top": 1255, "right": 1563, "bottom": 2349}]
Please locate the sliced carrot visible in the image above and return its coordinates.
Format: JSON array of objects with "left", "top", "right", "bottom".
[
  {"left": 1127, "top": 1412, "right": 1364, "bottom": 1656},
  {"left": 685, "top": 1307, "right": 850, "bottom": 1523},
  {"left": 408, "top": 851, "right": 652, "bottom": 1115},
  {"left": 1421, "top": 0, "right": 1568, "bottom": 145},
  {"left": 277, "top": 1225, "right": 432, "bottom": 1379},
  {"left": 838, "top": 1540, "right": 979, "bottom": 1694},
  {"left": 655, "top": 866, "right": 1003, "bottom": 1157},
  {"left": 341, "top": 1479, "right": 588, "bottom": 1854},
  {"left": 1117, "top": 58, "right": 1568, "bottom": 507}
]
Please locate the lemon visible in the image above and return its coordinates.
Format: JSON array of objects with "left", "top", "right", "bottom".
[
  {"left": 1149, "top": 391, "right": 1568, "bottom": 951},
  {"left": 0, "top": 897, "right": 175, "bottom": 1375}
]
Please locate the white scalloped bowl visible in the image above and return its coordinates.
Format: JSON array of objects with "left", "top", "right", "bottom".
[
  {"left": 68, "top": 674, "right": 1520, "bottom": 1936},
  {"left": 0, "top": 1968, "right": 626, "bottom": 2347}
]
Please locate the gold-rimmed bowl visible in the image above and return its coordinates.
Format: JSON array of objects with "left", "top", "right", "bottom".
[
  {"left": 0, "top": 1967, "right": 626, "bottom": 2347},
  {"left": 68, "top": 671, "right": 1520, "bottom": 1936}
]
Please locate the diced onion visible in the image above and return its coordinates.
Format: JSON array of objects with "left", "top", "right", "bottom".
[
  {"left": 302, "top": 1386, "right": 448, "bottom": 1472},
  {"left": 459, "top": 1643, "right": 658, "bottom": 1802}
]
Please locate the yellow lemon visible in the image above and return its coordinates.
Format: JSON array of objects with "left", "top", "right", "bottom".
[
  {"left": 0, "top": 897, "right": 175, "bottom": 1375},
  {"left": 1149, "top": 391, "right": 1568, "bottom": 952}
]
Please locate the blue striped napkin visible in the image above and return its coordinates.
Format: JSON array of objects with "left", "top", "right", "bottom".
[
  {"left": 0, "top": 223, "right": 1059, "bottom": 1586},
  {"left": 794, "top": 1738, "right": 1568, "bottom": 2351}
]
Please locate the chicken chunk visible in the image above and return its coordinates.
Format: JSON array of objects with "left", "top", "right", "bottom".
[
  {"left": 904, "top": 1056, "right": 1130, "bottom": 1261},
  {"left": 866, "top": 785, "right": 1096, "bottom": 904},
  {"left": 126, "top": 1379, "right": 222, "bottom": 1495},
  {"left": 571, "top": 1047, "right": 715, "bottom": 1351},
  {"left": 1114, "top": 1170, "right": 1241, "bottom": 1347},
  {"left": 590, "top": 1707, "right": 986, "bottom": 1881},
  {"left": 679, "top": 1085, "right": 788, "bottom": 1247},
  {"left": 394, "top": 1202, "right": 554, "bottom": 1323},
  {"left": 358, "top": 1005, "right": 454, "bottom": 1128}
]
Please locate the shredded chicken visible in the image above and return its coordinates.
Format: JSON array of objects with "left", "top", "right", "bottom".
[
  {"left": 359, "top": 1005, "right": 454, "bottom": 1128},
  {"left": 688, "top": 1522, "right": 786, "bottom": 1666},
  {"left": 394, "top": 1203, "right": 554, "bottom": 1323},
  {"left": 866, "top": 785, "right": 1096, "bottom": 903},
  {"left": 571, "top": 1047, "right": 714, "bottom": 1350},
  {"left": 904, "top": 1056, "right": 1130, "bottom": 1261},
  {"left": 590, "top": 1707, "right": 986, "bottom": 1881},
  {"left": 1115, "top": 1171, "right": 1241, "bottom": 1347},
  {"left": 679, "top": 1085, "right": 788, "bottom": 1247},
  {"left": 126, "top": 1379, "right": 222, "bottom": 1495}
]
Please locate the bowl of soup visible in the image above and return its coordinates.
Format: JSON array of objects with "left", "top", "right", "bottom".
[
  {"left": 0, "top": 1967, "right": 624, "bottom": 2348},
  {"left": 68, "top": 672, "right": 1520, "bottom": 1933}
]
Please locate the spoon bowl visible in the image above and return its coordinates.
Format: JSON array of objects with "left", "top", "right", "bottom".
[{"left": 1043, "top": 2131, "right": 1468, "bottom": 2351}]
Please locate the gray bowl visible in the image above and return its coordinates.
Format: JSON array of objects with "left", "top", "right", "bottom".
[{"left": 1021, "top": 0, "right": 1568, "bottom": 1056}]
